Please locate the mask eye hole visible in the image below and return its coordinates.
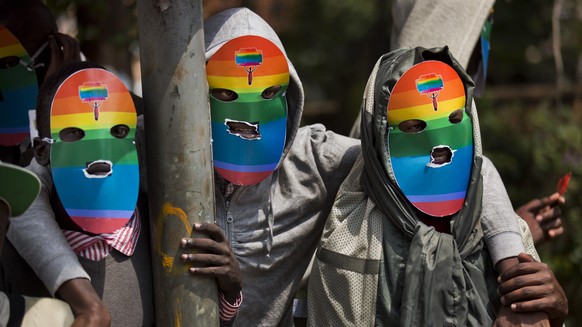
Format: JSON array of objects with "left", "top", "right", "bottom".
[
  {"left": 110, "top": 124, "right": 130, "bottom": 139},
  {"left": 0, "top": 56, "right": 21, "bottom": 69},
  {"left": 261, "top": 85, "right": 281, "bottom": 100},
  {"left": 59, "top": 127, "right": 85, "bottom": 142},
  {"left": 449, "top": 109, "right": 464, "bottom": 124},
  {"left": 211, "top": 88, "right": 238, "bottom": 102},
  {"left": 398, "top": 119, "right": 426, "bottom": 134}
]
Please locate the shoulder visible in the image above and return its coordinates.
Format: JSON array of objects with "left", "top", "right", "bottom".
[
  {"left": 480, "top": 155, "right": 503, "bottom": 184},
  {"left": 481, "top": 155, "right": 494, "bottom": 169},
  {"left": 294, "top": 124, "right": 361, "bottom": 161},
  {"left": 285, "top": 124, "right": 361, "bottom": 178},
  {"left": 26, "top": 159, "right": 52, "bottom": 190}
]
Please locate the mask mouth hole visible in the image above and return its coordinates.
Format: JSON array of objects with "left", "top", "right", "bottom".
[
  {"left": 428, "top": 146, "right": 453, "bottom": 167},
  {"left": 225, "top": 119, "right": 261, "bottom": 140},
  {"left": 83, "top": 160, "right": 113, "bottom": 178}
]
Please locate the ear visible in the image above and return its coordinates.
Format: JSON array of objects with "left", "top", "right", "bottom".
[{"left": 33, "top": 137, "right": 50, "bottom": 166}]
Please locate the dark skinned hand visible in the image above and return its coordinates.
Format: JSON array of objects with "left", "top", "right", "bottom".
[
  {"left": 45, "top": 33, "right": 81, "bottom": 80},
  {"left": 516, "top": 193, "right": 565, "bottom": 246},
  {"left": 180, "top": 223, "right": 242, "bottom": 304},
  {"left": 57, "top": 278, "right": 111, "bottom": 327},
  {"left": 494, "top": 257, "right": 549, "bottom": 326},
  {"left": 498, "top": 253, "right": 568, "bottom": 327},
  {"left": 494, "top": 305, "right": 549, "bottom": 327}
]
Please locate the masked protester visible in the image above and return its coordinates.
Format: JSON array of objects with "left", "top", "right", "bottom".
[
  {"left": 351, "top": 0, "right": 566, "bottom": 247},
  {"left": 207, "top": 35, "right": 289, "bottom": 186},
  {"left": 0, "top": 0, "right": 81, "bottom": 166},
  {"left": 176, "top": 8, "right": 361, "bottom": 325},
  {"left": 0, "top": 25, "right": 42, "bottom": 166},
  {"left": 48, "top": 68, "right": 140, "bottom": 235},
  {"left": 307, "top": 47, "right": 568, "bottom": 326},
  {"left": 3, "top": 62, "right": 148, "bottom": 326},
  {"left": 0, "top": 27, "right": 40, "bottom": 150}
]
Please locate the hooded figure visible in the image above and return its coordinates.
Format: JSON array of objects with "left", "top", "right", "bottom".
[
  {"left": 4, "top": 62, "right": 154, "bottom": 326},
  {"left": 204, "top": 8, "right": 360, "bottom": 325},
  {"left": 49, "top": 68, "right": 140, "bottom": 235},
  {"left": 307, "top": 47, "right": 539, "bottom": 326}
]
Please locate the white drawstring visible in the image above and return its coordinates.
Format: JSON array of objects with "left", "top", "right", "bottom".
[
  {"left": 21, "top": 41, "right": 48, "bottom": 72},
  {"left": 40, "top": 137, "right": 55, "bottom": 144}
]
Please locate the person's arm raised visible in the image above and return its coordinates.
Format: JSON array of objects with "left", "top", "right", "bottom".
[{"left": 516, "top": 193, "right": 565, "bottom": 246}]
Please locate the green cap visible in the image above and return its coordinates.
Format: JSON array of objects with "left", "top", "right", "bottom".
[{"left": 0, "top": 161, "right": 41, "bottom": 217}]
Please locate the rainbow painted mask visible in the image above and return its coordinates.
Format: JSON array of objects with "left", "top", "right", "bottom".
[
  {"left": 50, "top": 68, "right": 139, "bottom": 234},
  {"left": 0, "top": 26, "right": 39, "bottom": 146},
  {"left": 206, "top": 35, "right": 289, "bottom": 185},
  {"left": 387, "top": 60, "right": 473, "bottom": 217}
]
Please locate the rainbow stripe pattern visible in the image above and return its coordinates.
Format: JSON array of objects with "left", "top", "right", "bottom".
[
  {"left": 235, "top": 48, "right": 263, "bottom": 66},
  {"left": 207, "top": 35, "right": 289, "bottom": 185},
  {"left": 0, "top": 26, "right": 38, "bottom": 146},
  {"left": 79, "top": 82, "right": 108, "bottom": 120},
  {"left": 387, "top": 60, "right": 473, "bottom": 217},
  {"left": 235, "top": 48, "right": 263, "bottom": 85},
  {"left": 51, "top": 68, "right": 139, "bottom": 234},
  {"left": 416, "top": 73, "right": 444, "bottom": 111},
  {"left": 416, "top": 73, "right": 444, "bottom": 94},
  {"left": 79, "top": 82, "right": 108, "bottom": 102}
]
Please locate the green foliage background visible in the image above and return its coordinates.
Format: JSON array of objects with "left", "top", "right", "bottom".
[
  {"left": 45, "top": 0, "right": 582, "bottom": 324},
  {"left": 481, "top": 2, "right": 582, "bottom": 324}
]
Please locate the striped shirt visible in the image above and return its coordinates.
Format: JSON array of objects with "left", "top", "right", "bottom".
[{"left": 62, "top": 210, "right": 141, "bottom": 261}]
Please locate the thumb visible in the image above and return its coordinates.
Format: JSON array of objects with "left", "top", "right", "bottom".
[{"left": 517, "top": 252, "right": 534, "bottom": 263}]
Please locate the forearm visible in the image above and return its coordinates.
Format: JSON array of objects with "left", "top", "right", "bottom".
[
  {"left": 481, "top": 156, "right": 525, "bottom": 264},
  {"left": 6, "top": 161, "right": 90, "bottom": 294},
  {"left": 57, "top": 278, "right": 110, "bottom": 326},
  {"left": 7, "top": 200, "right": 89, "bottom": 295},
  {"left": 495, "top": 257, "right": 563, "bottom": 326},
  {"left": 495, "top": 257, "right": 551, "bottom": 326}
]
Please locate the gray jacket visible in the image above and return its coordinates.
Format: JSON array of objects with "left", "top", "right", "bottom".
[{"left": 205, "top": 8, "right": 361, "bottom": 326}]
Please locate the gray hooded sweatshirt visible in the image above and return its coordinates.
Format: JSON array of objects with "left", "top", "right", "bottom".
[{"left": 204, "top": 8, "right": 361, "bottom": 326}]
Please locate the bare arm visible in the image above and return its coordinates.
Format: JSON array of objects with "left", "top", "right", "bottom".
[
  {"left": 497, "top": 253, "right": 568, "bottom": 327},
  {"left": 516, "top": 193, "right": 565, "bottom": 246},
  {"left": 44, "top": 33, "right": 81, "bottom": 80},
  {"left": 57, "top": 278, "right": 111, "bottom": 327}
]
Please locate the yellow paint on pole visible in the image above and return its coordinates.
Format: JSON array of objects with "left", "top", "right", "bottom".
[{"left": 156, "top": 202, "right": 192, "bottom": 273}]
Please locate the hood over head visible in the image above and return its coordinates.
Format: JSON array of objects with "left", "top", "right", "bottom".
[
  {"left": 204, "top": 7, "right": 304, "bottom": 171},
  {"left": 357, "top": 46, "right": 494, "bottom": 326},
  {"left": 203, "top": 7, "right": 305, "bottom": 253},
  {"left": 360, "top": 46, "right": 483, "bottom": 220}
]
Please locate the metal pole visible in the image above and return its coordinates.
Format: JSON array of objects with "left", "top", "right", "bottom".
[{"left": 136, "top": 0, "right": 217, "bottom": 325}]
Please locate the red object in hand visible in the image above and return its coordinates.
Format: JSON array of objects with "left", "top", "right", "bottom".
[{"left": 556, "top": 172, "right": 572, "bottom": 195}]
